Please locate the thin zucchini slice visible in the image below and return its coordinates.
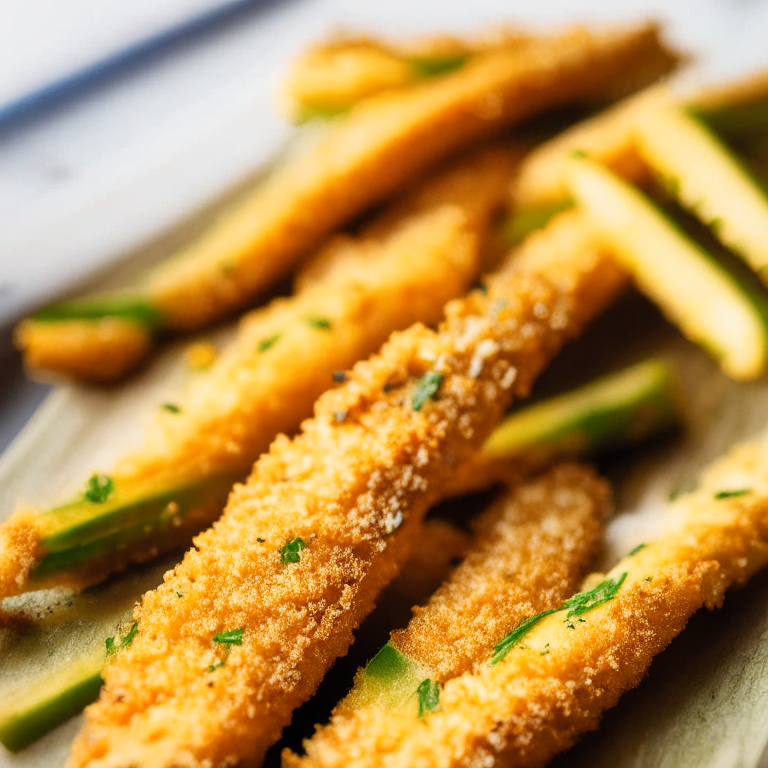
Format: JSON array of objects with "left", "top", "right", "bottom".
[{"left": 568, "top": 157, "right": 768, "bottom": 381}]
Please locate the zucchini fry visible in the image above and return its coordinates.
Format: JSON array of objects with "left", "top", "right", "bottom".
[
  {"left": 17, "top": 22, "right": 674, "bottom": 382},
  {"left": 288, "top": 437, "right": 768, "bottom": 768},
  {"left": 67, "top": 209, "right": 625, "bottom": 768},
  {"left": 0, "top": 146, "right": 517, "bottom": 601},
  {"left": 341, "top": 463, "right": 608, "bottom": 713}
]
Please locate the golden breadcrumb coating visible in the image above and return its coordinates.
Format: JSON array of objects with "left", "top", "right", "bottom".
[
  {"left": 68, "top": 208, "right": 625, "bottom": 768},
  {"left": 289, "top": 438, "right": 768, "bottom": 768},
  {"left": 389, "top": 463, "right": 609, "bottom": 681},
  {"left": 146, "top": 22, "right": 672, "bottom": 330},
  {"left": 15, "top": 318, "right": 153, "bottom": 384},
  {"left": 380, "top": 518, "right": 471, "bottom": 618},
  {"left": 0, "top": 147, "right": 515, "bottom": 603}
]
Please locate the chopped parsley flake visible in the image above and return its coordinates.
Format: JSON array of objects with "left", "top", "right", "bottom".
[
  {"left": 563, "top": 572, "right": 627, "bottom": 618},
  {"left": 629, "top": 543, "right": 648, "bottom": 556},
  {"left": 383, "top": 382, "right": 396, "bottom": 393},
  {"left": 305, "top": 316, "right": 331, "bottom": 330},
  {"left": 176, "top": 589, "right": 184, "bottom": 598},
  {"left": 332, "top": 371, "right": 347, "bottom": 383},
  {"left": 106, "top": 620, "right": 139, "bottom": 657},
  {"left": 490, "top": 609, "right": 559, "bottom": 665},
  {"left": 213, "top": 628, "right": 244, "bottom": 648},
  {"left": 645, "top": 576, "right": 653, "bottom": 582},
  {"left": 162, "top": 403, "right": 181, "bottom": 414},
  {"left": 490, "top": 573, "right": 628, "bottom": 665},
  {"left": 714, "top": 489, "right": 752, "bottom": 499},
  {"left": 416, "top": 678, "right": 440, "bottom": 717},
  {"left": 208, "top": 660, "right": 226, "bottom": 673},
  {"left": 257, "top": 537, "right": 265, "bottom": 543},
  {"left": 258, "top": 334, "right": 281, "bottom": 352},
  {"left": 84, "top": 474, "right": 115, "bottom": 504},
  {"left": 473, "top": 281, "right": 488, "bottom": 295},
  {"left": 570, "top": 149, "right": 587, "bottom": 159},
  {"left": 412, "top": 371, "right": 444, "bottom": 411},
  {"left": 280, "top": 537, "right": 307, "bottom": 564}
]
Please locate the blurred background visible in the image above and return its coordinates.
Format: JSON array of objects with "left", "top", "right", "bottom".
[{"left": 1, "top": 0, "right": 767, "bottom": 449}]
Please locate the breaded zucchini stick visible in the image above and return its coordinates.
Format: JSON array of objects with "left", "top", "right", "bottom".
[
  {"left": 68, "top": 209, "right": 626, "bottom": 768},
  {"left": 0, "top": 147, "right": 516, "bottom": 602},
  {"left": 289, "top": 438, "right": 768, "bottom": 768},
  {"left": 338, "top": 463, "right": 608, "bottom": 719},
  {"left": 18, "top": 22, "right": 674, "bottom": 382},
  {"left": 282, "top": 29, "right": 530, "bottom": 122}
]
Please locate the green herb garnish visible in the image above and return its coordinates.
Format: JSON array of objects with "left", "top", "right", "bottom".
[
  {"left": 332, "top": 371, "right": 347, "bottom": 383},
  {"left": 176, "top": 589, "right": 184, "bottom": 598},
  {"left": 280, "top": 537, "right": 307, "bottom": 564},
  {"left": 570, "top": 149, "right": 587, "bottom": 159},
  {"left": 84, "top": 474, "right": 115, "bottom": 504},
  {"left": 412, "top": 371, "right": 444, "bottom": 411},
  {"left": 162, "top": 403, "right": 181, "bottom": 414},
  {"left": 714, "top": 489, "right": 752, "bottom": 499},
  {"left": 258, "top": 333, "right": 281, "bottom": 352},
  {"left": 106, "top": 620, "right": 139, "bottom": 657},
  {"left": 473, "top": 280, "right": 488, "bottom": 295},
  {"left": 213, "top": 628, "right": 244, "bottom": 648},
  {"left": 563, "top": 572, "right": 628, "bottom": 618},
  {"left": 305, "top": 316, "right": 331, "bottom": 330},
  {"left": 490, "top": 609, "right": 559, "bottom": 665},
  {"left": 490, "top": 573, "right": 628, "bottom": 665},
  {"left": 208, "top": 660, "right": 226, "bottom": 672},
  {"left": 629, "top": 543, "right": 648, "bottom": 556},
  {"left": 416, "top": 678, "right": 440, "bottom": 717}
]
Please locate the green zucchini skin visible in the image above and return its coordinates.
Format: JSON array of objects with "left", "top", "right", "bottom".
[
  {"left": 484, "top": 358, "right": 679, "bottom": 461},
  {"left": 31, "top": 294, "right": 163, "bottom": 328},
  {"left": 0, "top": 557, "right": 174, "bottom": 752},
  {"left": 0, "top": 666, "right": 103, "bottom": 752}
]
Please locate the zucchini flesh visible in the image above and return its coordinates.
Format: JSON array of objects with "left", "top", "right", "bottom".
[
  {"left": 0, "top": 557, "right": 173, "bottom": 752},
  {"left": 635, "top": 97, "right": 768, "bottom": 279},
  {"left": 483, "top": 358, "right": 678, "bottom": 460},
  {"left": 568, "top": 157, "right": 768, "bottom": 381},
  {"left": 31, "top": 472, "right": 237, "bottom": 581}
]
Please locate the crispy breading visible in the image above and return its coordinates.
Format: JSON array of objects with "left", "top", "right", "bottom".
[
  {"left": 383, "top": 518, "right": 471, "bottom": 612},
  {"left": 389, "top": 464, "right": 608, "bottom": 681},
  {"left": 14, "top": 318, "right": 153, "bottom": 384},
  {"left": 1, "top": 147, "right": 516, "bottom": 603},
  {"left": 146, "top": 22, "right": 673, "bottom": 330},
  {"left": 68, "top": 209, "right": 625, "bottom": 768},
  {"left": 289, "top": 439, "right": 768, "bottom": 768}
]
